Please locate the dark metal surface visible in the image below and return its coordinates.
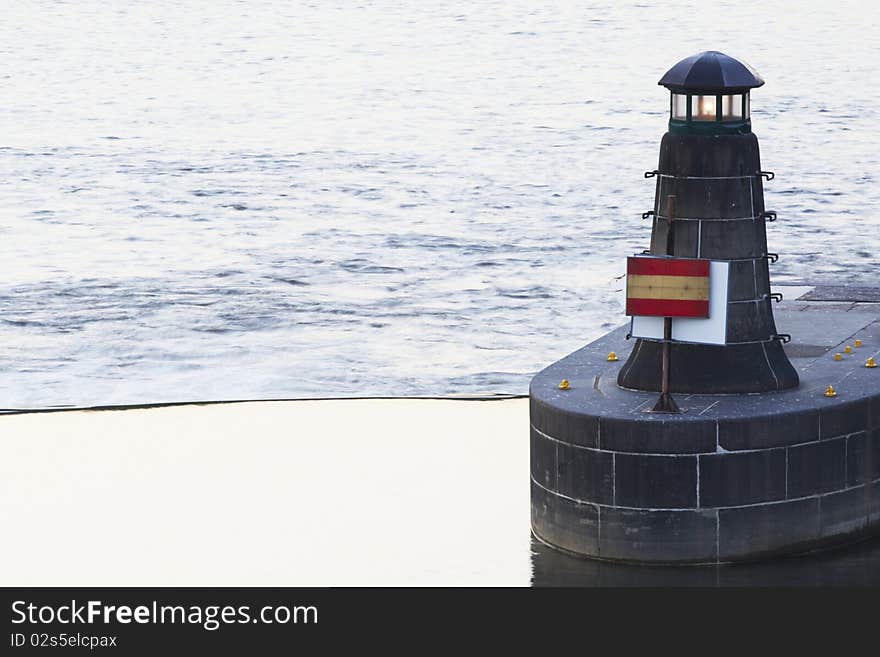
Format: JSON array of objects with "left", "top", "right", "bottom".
[
  {"left": 618, "top": 131, "right": 799, "bottom": 393},
  {"left": 658, "top": 50, "right": 764, "bottom": 92},
  {"left": 651, "top": 195, "right": 681, "bottom": 413}
]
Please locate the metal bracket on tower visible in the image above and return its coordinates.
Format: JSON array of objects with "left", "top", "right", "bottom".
[
  {"left": 644, "top": 170, "right": 659, "bottom": 178},
  {"left": 764, "top": 252, "right": 779, "bottom": 263},
  {"left": 762, "top": 210, "right": 777, "bottom": 222},
  {"left": 642, "top": 210, "right": 656, "bottom": 219},
  {"left": 759, "top": 171, "right": 775, "bottom": 181},
  {"left": 764, "top": 292, "right": 784, "bottom": 303}
]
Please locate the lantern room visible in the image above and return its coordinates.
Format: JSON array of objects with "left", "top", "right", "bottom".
[{"left": 659, "top": 51, "right": 764, "bottom": 134}]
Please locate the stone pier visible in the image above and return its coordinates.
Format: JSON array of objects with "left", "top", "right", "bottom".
[{"left": 530, "top": 287, "right": 880, "bottom": 563}]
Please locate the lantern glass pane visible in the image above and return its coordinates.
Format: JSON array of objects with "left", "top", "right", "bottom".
[
  {"left": 744, "top": 93, "right": 750, "bottom": 118},
  {"left": 722, "top": 94, "right": 743, "bottom": 120},
  {"left": 691, "top": 95, "right": 717, "bottom": 121},
  {"left": 672, "top": 94, "right": 688, "bottom": 119}
]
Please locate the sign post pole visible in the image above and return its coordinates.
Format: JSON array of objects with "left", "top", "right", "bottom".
[{"left": 651, "top": 194, "right": 681, "bottom": 413}]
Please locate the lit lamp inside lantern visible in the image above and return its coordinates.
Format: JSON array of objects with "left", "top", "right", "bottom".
[
  {"left": 669, "top": 90, "right": 750, "bottom": 130},
  {"left": 693, "top": 94, "right": 716, "bottom": 120}
]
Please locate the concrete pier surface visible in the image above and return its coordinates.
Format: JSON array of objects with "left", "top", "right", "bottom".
[{"left": 532, "top": 285, "right": 880, "bottom": 563}]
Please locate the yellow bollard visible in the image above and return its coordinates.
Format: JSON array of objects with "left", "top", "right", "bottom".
[
  {"left": 824, "top": 385, "right": 837, "bottom": 397},
  {"left": 607, "top": 352, "right": 619, "bottom": 362},
  {"left": 834, "top": 353, "right": 842, "bottom": 361},
  {"left": 855, "top": 339, "right": 863, "bottom": 347},
  {"left": 867, "top": 357, "right": 877, "bottom": 369},
  {"left": 559, "top": 379, "right": 570, "bottom": 390},
  {"left": 844, "top": 345, "right": 852, "bottom": 354}
]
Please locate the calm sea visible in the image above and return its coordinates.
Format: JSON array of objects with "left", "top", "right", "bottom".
[{"left": 2, "top": 0, "right": 878, "bottom": 408}]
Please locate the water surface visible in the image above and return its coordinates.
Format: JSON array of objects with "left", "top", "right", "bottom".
[{"left": 1, "top": 1, "right": 878, "bottom": 407}]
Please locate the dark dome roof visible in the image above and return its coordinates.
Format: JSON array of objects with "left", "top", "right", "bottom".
[{"left": 658, "top": 51, "right": 764, "bottom": 93}]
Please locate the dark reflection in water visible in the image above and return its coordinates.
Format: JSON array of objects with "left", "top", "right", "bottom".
[{"left": 531, "top": 535, "right": 880, "bottom": 586}]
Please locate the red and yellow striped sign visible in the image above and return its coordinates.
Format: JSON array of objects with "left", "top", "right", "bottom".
[{"left": 625, "top": 256, "right": 711, "bottom": 318}]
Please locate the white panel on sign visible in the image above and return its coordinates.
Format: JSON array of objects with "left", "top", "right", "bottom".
[{"left": 629, "top": 261, "right": 730, "bottom": 345}]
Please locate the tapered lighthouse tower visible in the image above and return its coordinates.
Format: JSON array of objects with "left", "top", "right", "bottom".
[{"left": 617, "top": 51, "right": 799, "bottom": 394}]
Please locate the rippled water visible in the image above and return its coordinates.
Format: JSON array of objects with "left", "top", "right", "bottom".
[{"left": 2, "top": 1, "right": 878, "bottom": 408}]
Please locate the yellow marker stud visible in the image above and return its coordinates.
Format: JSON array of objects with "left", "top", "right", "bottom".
[
  {"left": 559, "top": 379, "right": 570, "bottom": 390},
  {"left": 824, "top": 385, "right": 837, "bottom": 397},
  {"left": 855, "top": 339, "right": 863, "bottom": 348},
  {"left": 834, "top": 353, "right": 842, "bottom": 361},
  {"left": 607, "top": 351, "right": 619, "bottom": 362},
  {"left": 844, "top": 345, "right": 853, "bottom": 354},
  {"left": 867, "top": 357, "right": 877, "bottom": 369}
]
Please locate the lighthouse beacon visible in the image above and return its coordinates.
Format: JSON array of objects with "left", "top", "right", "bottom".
[
  {"left": 529, "top": 51, "right": 880, "bottom": 564},
  {"left": 617, "top": 50, "right": 799, "bottom": 394}
]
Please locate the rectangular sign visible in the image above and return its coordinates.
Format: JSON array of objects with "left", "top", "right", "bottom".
[
  {"left": 629, "top": 260, "right": 730, "bottom": 346},
  {"left": 626, "top": 256, "right": 711, "bottom": 318}
]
